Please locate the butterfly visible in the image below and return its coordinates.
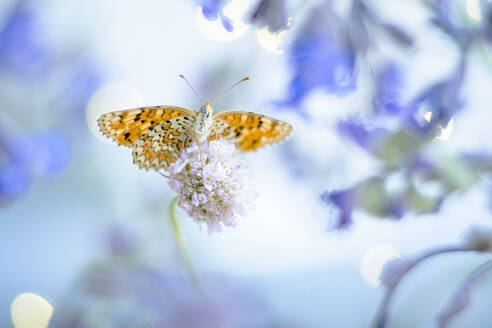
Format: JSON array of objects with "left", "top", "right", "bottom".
[{"left": 97, "top": 77, "right": 293, "bottom": 171}]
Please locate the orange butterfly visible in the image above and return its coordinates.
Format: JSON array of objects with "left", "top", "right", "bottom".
[{"left": 97, "top": 77, "right": 293, "bottom": 170}]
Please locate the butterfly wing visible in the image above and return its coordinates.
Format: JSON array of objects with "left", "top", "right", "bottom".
[
  {"left": 97, "top": 106, "right": 197, "bottom": 146},
  {"left": 210, "top": 111, "right": 293, "bottom": 152},
  {"left": 132, "top": 116, "right": 195, "bottom": 170}
]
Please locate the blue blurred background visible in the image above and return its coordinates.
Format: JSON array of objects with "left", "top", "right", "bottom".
[{"left": 1, "top": 0, "right": 492, "bottom": 327}]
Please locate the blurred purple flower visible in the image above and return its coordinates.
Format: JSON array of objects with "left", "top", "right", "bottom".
[
  {"left": 52, "top": 263, "right": 282, "bottom": 328},
  {"left": 249, "top": 0, "right": 288, "bottom": 32},
  {"left": 196, "top": 0, "right": 233, "bottom": 32},
  {"left": 30, "top": 132, "right": 71, "bottom": 176},
  {"left": 337, "top": 118, "right": 386, "bottom": 154},
  {"left": 405, "top": 57, "right": 466, "bottom": 135},
  {"left": 59, "top": 59, "right": 103, "bottom": 123},
  {"left": 106, "top": 225, "right": 138, "bottom": 256},
  {"left": 429, "top": 0, "right": 474, "bottom": 45},
  {"left": 0, "top": 116, "right": 70, "bottom": 203},
  {"left": 373, "top": 63, "right": 407, "bottom": 116},
  {"left": 0, "top": 1, "right": 49, "bottom": 76},
  {"left": 280, "top": 6, "right": 357, "bottom": 106},
  {"left": 381, "top": 23, "right": 414, "bottom": 48},
  {"left": 321, "top": 188, "right": 355, "bottom": 229}
]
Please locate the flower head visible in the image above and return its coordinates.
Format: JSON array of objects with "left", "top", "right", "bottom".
[
  {"left": 379, "top": 256, "right": 415, "bottom": 288},
  {"left": 321, "top": 188, "right": 356, "bottom": 229},
  {"left": 168, "top": 139, "right": 257, "bottom": 234},
  {"left": 464, "top": 226, "right": 492, "bottom": 252}
]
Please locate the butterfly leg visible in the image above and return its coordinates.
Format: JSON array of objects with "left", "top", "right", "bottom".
[
  {"left": 192, "top": 129, "right": 203, "bottom": 159},
  {"left": 181, "top": 133, "right": 190, "bottom": 153},
  {"left": 159, "top": 171, "right": 169, "bottom": 179},
  {"left": 214, "top": 121, "right": 219, "bottom": 140}
]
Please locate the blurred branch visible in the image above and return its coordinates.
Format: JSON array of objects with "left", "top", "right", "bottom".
[
  {"left": 372, "top": 245, "right": 475, "bottom": 328},
  {"left": 437, "top": 259, "right": 492, "bottom": 328},
  {"left": 373, "top": 225, "right": 492, "bottom": 327}
]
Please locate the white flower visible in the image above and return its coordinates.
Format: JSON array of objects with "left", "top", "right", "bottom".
[
  {"left": 464, "top": 226, "right": 492, "bottom": 252},
  {"left": 168, "top": 139, "right": 257, "bottom": 234}
]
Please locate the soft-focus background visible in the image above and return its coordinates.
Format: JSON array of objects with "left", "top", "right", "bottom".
[{"left": 1, "top": 0, "right": 492, "bottom": 327}]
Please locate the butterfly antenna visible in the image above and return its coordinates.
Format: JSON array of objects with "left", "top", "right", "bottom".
[
  {"left": 213, "top": 77, "right": 250, "bottom": 103},
  {"left": 179, "top": 74, "right": 205, "bottom": 104}
]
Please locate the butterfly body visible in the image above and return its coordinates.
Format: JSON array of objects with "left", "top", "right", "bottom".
[
  {"left": 194, "top": 101, "right": 214, "bottom": 143},
  {"left": 98, "top": 100, "right": 293, "bottom": 171}
]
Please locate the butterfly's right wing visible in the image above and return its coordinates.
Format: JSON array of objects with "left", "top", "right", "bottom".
[
  {"left": 98, "top": 105, "right": 196, "bottom": 146},
  {"left": 210, "top": 111, "right": 293, "bottom": 152}
]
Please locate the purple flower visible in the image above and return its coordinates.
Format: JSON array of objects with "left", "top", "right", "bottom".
[
  {"left": 321, "top": 188, "right": 355, "bottom": 229},
  {"left": 373, "top": 63, "right": 407, "bottom": 116},
  {"left": 30, "top": 132, "right": 71, "bottom": 177},
  {"left": 168, "top": 139, "right": 257, "bottom": 234},
  {"left": 464, "top": 226, "right": 492, "bottom": 252},
  {"left": 337, "top": 118, "right": 386, "bottom": 154},
  {"left": 249, "top": 0, "right": 288, "bottom": 32},
  {"left": 405, "top": 57, "right": 466, "bottom": 135},
  {"left": 196, "top": 0, "right": 233, "bottom": 32},
  {"left": 281, "top": 6, "right": 357, "bottom": 106},
  {"left": 429, "top": 0, "right": 474, "bottom": 45},
  {"left": 52, "top": 263, "right": 279, "bottom": 328},
  {"left": 0, "top": 1, "right": 49, "bottom": 76},
  {"left": 0, "top": 116, "right": 70, "bottom": 203},
  {"left": 106, "top": 225, "right": 139, "bottom": 256},
  {"left": 59, "top": 59, "right": 103, "bottom": 123}
]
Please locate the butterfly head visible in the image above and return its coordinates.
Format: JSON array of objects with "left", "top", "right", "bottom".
[{"left": 200, "top": 101, "right": 213, "bottom": 118}]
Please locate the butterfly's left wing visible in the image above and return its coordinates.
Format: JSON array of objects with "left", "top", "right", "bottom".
[
  {"left": 210, "top": 111, "right": 293, "bottom": 152},
  {"left": 98, "top": 105, "right": 196, "bottom": 146}
]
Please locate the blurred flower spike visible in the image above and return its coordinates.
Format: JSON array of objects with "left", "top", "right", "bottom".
[
  {"left": 196, "top": 0, "right": 233, "bottom": 32},
  {"left": 52, "top": 263, "right": 277, "bottom": 328},
  {"left": 321, "top": 188, "right": 356, "bottom": 229},
  {"left": 282, "top": 5, "right": 357, "bottom": 106},
  {"left": 168, "top": 139, "right": 257, "bottom": 234},
  {"left": 0, "top": 1, "right": 49, "bottom": 76},
  {"left": 373, "top": 62, "right": 407, "bottom": 116},
  {"left": 0, "top": 115, "right": 70, "bottom": 204}
]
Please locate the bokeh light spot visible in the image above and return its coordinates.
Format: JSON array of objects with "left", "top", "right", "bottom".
[
  {"left": 11, "top": 293, "right": 53, "bottom": 328},
  {"left": 256, "top": 26, "right": 288, "bottom": 54},
  {"left": 423, "top": 111, "right": 454, "bottom": 140},
  {"left": 466, "top": 0, "right": 482, "bottom": 21}
]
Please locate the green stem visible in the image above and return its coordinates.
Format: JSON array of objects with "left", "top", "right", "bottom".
[{"left": 169, "top": 197, "right": 200, "bottom": 287}]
